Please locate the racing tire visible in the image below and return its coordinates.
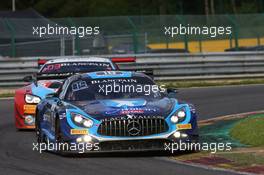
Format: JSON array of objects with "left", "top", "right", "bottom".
[
  {"left": 35, "top": 111, "right": 43, "bottom": 144},
  {"left": 55, "top": 117, "right": 62, "bottom": 143},
  {"left": 55, "top": 117, "right": 69, "bottom": 156}
]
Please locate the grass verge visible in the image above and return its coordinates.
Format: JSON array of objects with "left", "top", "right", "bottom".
[
  {"left": 173, "top": 113, "right": 264, "bottom": 173},
  {"left": 0, "top": 92, "right": 14, "bottom": 98},
  {"left": 218, "top": 152, "right": 264, "bottom": 167},
  {"left": 230, "top": 114, "right": 264, "bottom": 147},
  {"left": 0, "top": 89, "right": 15, "bottom": 98}
]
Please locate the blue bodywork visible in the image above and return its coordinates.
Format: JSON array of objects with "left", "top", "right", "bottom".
[
  {"left": 36, "top": 71, "right": 198, "bottom": 152},
  {"left": 31, "top": 82, "right": 56, "bottom": 99}
]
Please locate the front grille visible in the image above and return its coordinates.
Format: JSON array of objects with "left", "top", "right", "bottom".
[{"left": 98, "top": 116, "right": 169, "bottom": 137}]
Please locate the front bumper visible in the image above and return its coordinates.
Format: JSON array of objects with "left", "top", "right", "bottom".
[
  {"left": 98, "top": 132, "right": 198, "bottom": 152},
  {"left": 15, "top": 104, "right": 36, "bottom": 129},
  {"left": 60, "top": 130, "right": 199, "bottom": 153},
  {"left": 57, "top": 136, "right": 199, "bottom": 154},
  {"left": 98, "top": 139, "right": 194, "bottom": 152},
  {"left": 59, "top": 111, "right": 199, "bottom": 153}
]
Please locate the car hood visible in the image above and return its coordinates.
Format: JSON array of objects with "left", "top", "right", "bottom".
[
  {"left": 71, "top": 98, "right": 175, "bottom": 120},
  {"left": 31, "top": 83, "right": 56, "bottom": 99}
]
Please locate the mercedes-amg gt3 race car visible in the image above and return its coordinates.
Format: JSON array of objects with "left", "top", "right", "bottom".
[
  {"left": 35, "top": 71, "right": 198, "bottom": 154},
  {"left": 14, "top": 57, "right": 117, "bottom": 129}
]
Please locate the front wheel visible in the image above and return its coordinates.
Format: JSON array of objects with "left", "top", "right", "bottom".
[
  {"left": 55, "top": 118, "right": 69, "bottom": 155},
  {"left": 35, "top": 111, "right": 43, "bottom": 144}
]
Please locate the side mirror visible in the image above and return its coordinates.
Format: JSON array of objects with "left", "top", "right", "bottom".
[
  {"left": 167, "top": 88, "right": 178, "bottom": 98},
  {"left": 23, "top": 75, "right": 33, "bottom": 82},
  {"left": 45, "top": 93, "right": 62, "bottom": 106}
]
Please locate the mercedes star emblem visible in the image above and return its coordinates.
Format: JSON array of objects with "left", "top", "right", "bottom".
[{"left": 127, "top": 121, "right": 141, "bottom": 136}]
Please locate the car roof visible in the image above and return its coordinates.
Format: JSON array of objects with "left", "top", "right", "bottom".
[
  {"left": 65, "top": 71, "right": 154, "bottom": 90},
  {"left": 45, "top": 57, "right": 112, "bottom": 64}
]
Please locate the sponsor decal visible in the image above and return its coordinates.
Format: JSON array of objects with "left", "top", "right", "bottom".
[
  {"left": 105, "top": 109, "right": 120, "bottom": 115},
  {"left": 103, "top": 99, "right": 146, "bottom": 107},
  {"left": 91, "top": 78, "right": 137, "bottom": 84},
  {"left": 25, "top": 115, "right": 35, "bottom": 125},
  {"left": 24, "top": 105, "right": 37, "bottom": 114},
  {"left": 176, "top": 123, "right": 192, "bottom": 130},
  {"left": 60, "top": 62, "right": 110, "bottom": 67},
  {"left": 115, "top": 108, "right": 157, "bottom": 115},
  {"left": 101, "top": 115, "right": 164, "bottom": 122},
  {"left": 70, "top": 129, "right": 89, "bottom": 135},
  {"left": 104, "top": 108, "right": 155, "bottom": 115},
  {"left": 121, "top": 109, "right": 144, "bottom": 114},
  {"left": 42, "top": 63, "right": 61, "bottom": 72}
]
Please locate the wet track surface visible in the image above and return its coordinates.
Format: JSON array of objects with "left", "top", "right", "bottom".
[{"left": 1, "top": 84, "right": 264, "bottom": 175}]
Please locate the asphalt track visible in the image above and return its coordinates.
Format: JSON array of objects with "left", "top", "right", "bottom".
[{"left": 1, "top": 84, "right": 264, "bottom": 175}]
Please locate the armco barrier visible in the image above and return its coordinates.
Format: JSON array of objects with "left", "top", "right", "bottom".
[{"left": 1, "top": 51, "right": 264, "bottom": 87}]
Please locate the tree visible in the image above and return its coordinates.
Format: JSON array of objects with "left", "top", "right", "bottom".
[
  {"left": 231, "top": 0, "right": 237, "bottom": 14},
  {"left": 204, "top": 0, "right": 209, "bottom": 16},
  {"left": 210, "top": 0, "right": 215, "bottom": 15}
]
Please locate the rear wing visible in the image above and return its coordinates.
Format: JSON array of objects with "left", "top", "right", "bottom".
[
  {"left": 111, "top": 57, "right": 136, "bottom": 63},
  {"left": 111, "top": 56, "right": 153, "bottom": 77},
  {"left": 36, "top": 73, "right": 75, "bottom": 81},
  {"left": 37, "top": 59, "right": 48, "bottom": 69}
]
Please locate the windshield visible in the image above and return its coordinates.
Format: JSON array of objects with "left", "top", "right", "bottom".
[
  {"left": 65, "top": 76, "right": 162, "bottom": 101},
  {"left": 39, "top": 62, "right": 113, "bottom": 74}
]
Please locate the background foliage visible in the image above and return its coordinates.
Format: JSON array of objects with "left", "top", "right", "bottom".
[{"left": 0, "top": 0, "right": 263, "bottom": 17}]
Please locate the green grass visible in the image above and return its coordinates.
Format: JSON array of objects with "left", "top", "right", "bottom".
[
  {"left": 157, "top": 78, "right": 264, "bottom": 88},
  {"left": 230, "top": 115, "right": 264, "bottom": 146},
  {"left": 219, "top": 152, "right": 264, "bottom": 167},
  {"left": 0, "top": 92, "right": 14, "bottom": 98}
]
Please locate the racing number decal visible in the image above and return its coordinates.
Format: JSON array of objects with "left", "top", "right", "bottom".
[
  {"left": 42, "top": 64, "right": 61, "bottom": 72},
  {"left": 72, "top": 80, "right": 88, "bottom": 92}
]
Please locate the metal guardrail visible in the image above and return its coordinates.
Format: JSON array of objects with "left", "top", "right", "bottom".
[{"left": 1, "top": 51, "right": 264, "bottom": 87}]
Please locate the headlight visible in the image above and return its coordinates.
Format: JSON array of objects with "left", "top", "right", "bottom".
[
  {"left": 170, "top": 108, "right": 186, "bottom": 123},
  {"left": 83, "top": 120, "right": 93, "bottom": 128},
  {"left": 25, "top": 94, "right": 41, "bottom": 104},
  {"left": 177, "top": 110, "right": 186, "bottom": 118},
  {"left": 71, "top": 113, "right": 93, "bottom": 128},
  {"left": 170, "top": 115, "right": 179, "bottom": 123},
  {"left": 73, "top": 114, "right": 83, "bottom": 123}
]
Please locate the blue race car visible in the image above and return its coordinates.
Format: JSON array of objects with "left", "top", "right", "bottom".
[{"left": 35, "top": 71, "right": 198, "bottom": 154}]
